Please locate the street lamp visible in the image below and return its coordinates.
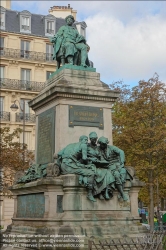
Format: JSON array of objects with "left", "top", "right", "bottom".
[
  {"left": 10, "top": 100, "right": 25, "bottom": 166},
  {"left": 147, "top": 165, "right": 157, "bottom": 232}
]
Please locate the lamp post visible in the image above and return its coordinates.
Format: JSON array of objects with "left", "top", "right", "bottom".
[
  {"left": 156, "top": 174, "right": 162, "bottom": 230},
  {"left": 10, "top": 100, "right": 25, "bottom": 166},
  {"left": 148, "top": 167, "right": 154, "bottom": 232}
]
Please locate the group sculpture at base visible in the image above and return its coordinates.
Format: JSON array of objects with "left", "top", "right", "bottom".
[{"left": 17, "top": 132, "right": 132, "bottom": 202}]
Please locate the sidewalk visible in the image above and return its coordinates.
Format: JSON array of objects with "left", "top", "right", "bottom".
[{"left": 1, "top": 247, "right": 13, "bottom": 250}]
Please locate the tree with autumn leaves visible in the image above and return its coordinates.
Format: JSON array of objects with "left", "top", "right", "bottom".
[
  {"left": 110, "top": 73, "right": 166, "bottom": 207},
  {"left": 0, "top": 127, "right": 34, "bottom": 194}
]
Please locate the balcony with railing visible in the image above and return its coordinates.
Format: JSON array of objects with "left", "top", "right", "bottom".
[
  {"left": 0, "top": 78, "right": 46, "bottom": 92},
  {"left": 16, "top": 113, "right": 36, "bottom": 123},
  {"left": 0, "top": 111, "right": 10, "bottom": 122},
  {"left": 0, "top": 48, "right": 54, "bottom": 63}
]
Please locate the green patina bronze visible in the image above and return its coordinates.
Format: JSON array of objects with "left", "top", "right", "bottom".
[
  {"left": 17, "top": 163, "right": 47, "bottom": 183},
  {"left": 49, "top": 15, "right": 92, "bottom": 69},
  {"left": 17, "top": 133, "right": 132, "bottom": 203}
]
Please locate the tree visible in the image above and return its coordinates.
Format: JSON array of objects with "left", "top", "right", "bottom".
[
  {"left": 110, "top": 74, "right": 166, "bottom": 226},
  {"left": 0, "top": 127, "right": 34, "bottom": 194}
]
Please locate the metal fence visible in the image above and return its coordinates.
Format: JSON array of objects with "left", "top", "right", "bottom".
[
  {"left": 1, "top": 48, "right": 54, "bottom": 63},
  {"left": 0, "top": 78, "right": 46, "bottom": 92},
  {"left": 0, "top": 111, "right": 10, "bottom": 121},
  {"left": 88, "top": 231, "right": 166, "bottom": 250},
  {"left": 16, "top": 113, "right": 36, "bottom": 123}
]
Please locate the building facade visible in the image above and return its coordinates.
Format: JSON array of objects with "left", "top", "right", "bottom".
[{"left": 0, "top": 0, "right": 86, "bottom": 229}]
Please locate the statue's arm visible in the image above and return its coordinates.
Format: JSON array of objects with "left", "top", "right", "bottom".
[
  {"left": 49, "top": 27, "right": 64, "bottom": 43},
  {"left": 76, "top": 34, "right": 86, "bottom": 44},
  {"left": 110, "top": 146, "right": 125, "bottom": 165},
  {"left": 81, "top": 143, "right": 88, "bottom": 161},
  {"left": 49, "top": 36, "right": 56, "bottom": 43}
]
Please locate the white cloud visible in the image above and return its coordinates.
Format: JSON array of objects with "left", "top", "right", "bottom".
[
  {"left": 11, "top": 1, "right": 166, "bottom": 86},
  {"left": 86, "top": 12, "right": 166, "bottom": 85}
]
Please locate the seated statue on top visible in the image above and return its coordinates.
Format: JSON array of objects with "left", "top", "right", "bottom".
[{"left": 50, "top": 15, "right": 91, "bottom": 69}]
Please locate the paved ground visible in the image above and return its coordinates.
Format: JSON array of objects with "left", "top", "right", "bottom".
[{"left": 1, "top": 247, "right": 13, "bottom": 250}]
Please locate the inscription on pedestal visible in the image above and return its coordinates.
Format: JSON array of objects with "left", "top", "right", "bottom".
[
  {"left": 37, "top": 108, "right": 55, "bottom": 164},
  {"left": 69, "top": 105, "right": 104, "bottom": 129},
  {"left": 17, "top": 193, "right": 45, "bottom": 218}
]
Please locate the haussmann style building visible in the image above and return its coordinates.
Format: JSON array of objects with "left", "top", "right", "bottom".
[{"left": 0, "top": 0, "right": 87, "bottom": 229}]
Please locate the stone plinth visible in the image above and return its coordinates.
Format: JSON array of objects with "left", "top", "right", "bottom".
[
  {"left": 8, "top": 174, "right": 146, "bottom": 243},
  {"left": 6, "top": 67, "right": 148, "bottom": 249},
  {"left": 29, "top": 66, "right": 120, "bottom": 162}
]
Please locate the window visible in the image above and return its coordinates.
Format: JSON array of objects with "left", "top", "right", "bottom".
[
  {"left": 21, "top": 17, "right": 30, "bottom": 30},
  {"left": 20, "top": 99, "right": 30, "bottom": 114},
  {"left": 0, "top": 13, "right": 5, "bottom": 27},
  {"left": 21, "top": 69, "right": 31, "bottom": 89},
  {"left": 0, "top": 7, "right": 6, "bottom": 30},
  {"left": 21, "top": 40, "right": 30, "bottom": 58},
  {"left": 75, "top": 21, "right": 87, "bottom": 38},
  {"left": 0, "top": 37, "right": 4, "bottom": 55},
  {"left": 21, "top": 69, "right": 31, "bottom": 82},
  {"left": 0, "top": 66, "right": 4, "bottom": 79},
  {"left": 81, "top": 27, "right": 85, "bottom": 37},
  {"left": 45, "top": 15, "right": 56, "bottom": 36},
  {"left": 20, "top": 11, "right": 31, "bottom": 33},
  {"left": 0, "top": 97, "right": 4, "bottom": 112},
  {"left": 19, "top": 131, "right": 31, "bottom": 150},
  {"left": 46, "top": 44, "right": 53, "bottom": 61},
  {"left": 0, "top": 97, "right": 5, "bottom": 121},
  {"left": 46, "top": 21, "right": 54, "bottom": 34},
  {"left": 46, "top": 71, "right": 54, "bottom": 80}
]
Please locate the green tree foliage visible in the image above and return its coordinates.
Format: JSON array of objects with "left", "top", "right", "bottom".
[
  {"left": 0, "top": 127, "right": 34, "bottom": 194},
  {"left": 110, "top": 74, "right": 166, "bottom": 205}
]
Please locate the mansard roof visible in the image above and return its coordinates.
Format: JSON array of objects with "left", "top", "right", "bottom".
[{"left": 1, "top": 8, "right": 66, "bottom": 37}]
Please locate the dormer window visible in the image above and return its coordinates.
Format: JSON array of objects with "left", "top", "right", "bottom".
[
  {"left": 46, "top": 21, "right": 54, "bottom": 34},
  {"left": 0, "top": 7, "right": 6, "bottom": 30},
  {"left": 45, "top": 15, "right": 56, "bottom": 36},
  {"left": 0, "top": 13, "right": 4, "bottom": 27},
  {"left": 81, "top": 27, "right": 85, "bottom": 37},
  {"left": 20, "top": 10, "right": 31, "bottom": 33},
  {"left": 21, "top": 17, "right": 30, "bottom": 31},
  {"left": 75, "top": 21, "right": 87, "bottom": 38}
]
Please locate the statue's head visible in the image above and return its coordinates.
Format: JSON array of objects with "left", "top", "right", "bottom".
[
  {"left": 79, "top": 135, "right": 88, "bottom": 144},
  {"left": 65, "top": 15, "right": 75, "bottom": 25},
  {"left": 89, "top": 132, "right": 98, "bottom": 146},
  {"left": 97, "top": 136, "right": 109, "bottom": 150}
]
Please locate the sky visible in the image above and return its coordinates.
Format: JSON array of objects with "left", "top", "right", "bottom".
[{"left": 11, "top": 0, "right": 166, "bottom": 87}]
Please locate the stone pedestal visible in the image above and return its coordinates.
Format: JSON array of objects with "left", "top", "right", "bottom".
[
  {"left": 6, "top": 67, "right": 148, "bottom": 249},
  {"left": 29, "top": 66, "right": 119, "bottom": 163},
  {"left": 8, "top": 175, "right": 146, "bottom": 243}
]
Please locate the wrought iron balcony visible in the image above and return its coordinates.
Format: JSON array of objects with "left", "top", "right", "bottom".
[
  {"left": 0, "top": 111, "right": 10, "bottom": 121},
  {"left": 0, "top": 47, "right": 54, "bottom": 62},
  {"left": 0, "top": 78, "right": 46, "bottom": 92},
  {"left": 16, "top": 113, "right": 36, "bottom": 123}
]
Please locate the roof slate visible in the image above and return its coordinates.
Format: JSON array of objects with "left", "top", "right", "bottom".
[{"left": 3, "top": 8, "right": 67, "bottom": 37}]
